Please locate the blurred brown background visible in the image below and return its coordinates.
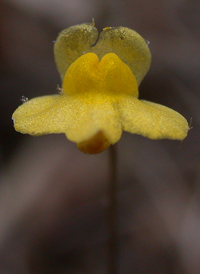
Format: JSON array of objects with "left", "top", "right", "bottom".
[{"left": 0, "top": 0, "right": 200, "bottom": 273}]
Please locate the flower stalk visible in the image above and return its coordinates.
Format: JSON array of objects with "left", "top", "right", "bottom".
[{"left": 108, "top": 145, "right": 118, "bottom": 274}]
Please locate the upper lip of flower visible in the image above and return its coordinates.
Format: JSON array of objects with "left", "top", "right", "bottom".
[{"left": 54, "top": 22, "right": 151, "bottom": 86}]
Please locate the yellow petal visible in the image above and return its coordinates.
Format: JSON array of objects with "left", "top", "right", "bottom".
[
  {"left": 117, "top": 96, "right": 189, "bottom": 140},
  {"left": 62, "top": 53, "right": 138, "bottom": 97},
  {"left": 12, "top": 93, "right": 122, "bottom": 145},
  {"left": 12, "top": 95, "right": 67, "bottom": 135},
  {"left": 63, "top": 93, "right": 122, "bottom": 145}
]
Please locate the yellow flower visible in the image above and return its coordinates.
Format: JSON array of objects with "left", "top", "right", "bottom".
[{"left": 12, "top": 22, "right": 189, "bottom": 154}]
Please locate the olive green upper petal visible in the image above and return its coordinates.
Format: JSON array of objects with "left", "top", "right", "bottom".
[
  {"left": 54, "top": 22, "right": 98, "bottom": 80},
  {"left": 92, "top": 26, "right": 151, "bottom": 85},
  {"left": 54, "top": 22, "right": 151, "bottom": 85}
]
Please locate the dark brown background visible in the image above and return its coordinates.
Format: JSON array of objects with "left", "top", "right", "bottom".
[{"left": 0, "top": 0, "right": 200, "bottom": 273}]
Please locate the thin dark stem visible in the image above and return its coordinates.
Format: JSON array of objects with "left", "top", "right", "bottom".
[{"left": 108, "top": 144, "right": 118, "bottom": 274}]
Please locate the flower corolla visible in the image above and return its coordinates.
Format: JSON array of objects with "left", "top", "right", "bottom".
[{"left": 12, "top": 22, "right": 189, "bottom": 154}]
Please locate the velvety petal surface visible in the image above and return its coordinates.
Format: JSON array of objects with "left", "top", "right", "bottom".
[
  {"left": 12, "top": 93, "right": 123, "bottom": 144},
  {"left": 117, "top": 96, "right": 189, "bottom": 140}
]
